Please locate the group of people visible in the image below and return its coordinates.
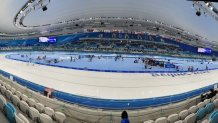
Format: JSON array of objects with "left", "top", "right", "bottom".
[
  {"left": 133, "top": 57, "right": 165, "bottom": 70},
  {"left": 19, "top": 53, "right": 213, "bottom": 73},
  {"left": 201, "top": 89, "right": 217, "bottom": 101},
  {"left": 36, "top": 55, "right": 46, "bottom": 60},
  {"left": 187, "top": 66, "right": 194, "bottom": 72}
]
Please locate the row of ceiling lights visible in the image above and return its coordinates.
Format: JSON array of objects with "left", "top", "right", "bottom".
[
  {"left": 193, "top": 1, "right": 218, "bottom": 19},
  {"left": 12, "top": 0, "right": 189, "bottom": 33},
  {"left": 0, "top": 0, "right": 209, "bottom": 43}
]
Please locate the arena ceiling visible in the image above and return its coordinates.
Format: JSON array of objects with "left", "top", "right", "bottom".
[{"left": 1, "top": 0, "right": 218, "bottom": 44}]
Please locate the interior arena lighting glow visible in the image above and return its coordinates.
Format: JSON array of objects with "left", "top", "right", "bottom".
[
  {"left": 196, "top": 11, "right": 201, "bottom": 16},
  {"left": 193, "top": 1, "right": 218, "bottom": 22},
  {"left": 210, "top": 6, "right": 213, "bottom": 10},
  {"left": 42, "top": 6, "right": 47, "bottom": 11}
]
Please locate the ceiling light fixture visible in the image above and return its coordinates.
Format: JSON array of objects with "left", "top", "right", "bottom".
[
  {"left": 192, "top": 1, "right": 218, "bottom": 21},
  {"left": 42, "top": 6, "right": 47, "bottom": 11}
]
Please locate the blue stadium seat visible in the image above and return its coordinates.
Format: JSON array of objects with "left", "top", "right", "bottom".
[
  {"left": 205, "top": 103, "right": 215, "bottom": 114},
  {"left": 4, "top": 103, "right": 16, "bottom": 123},
  {"left": 209, "top": 110, "right": 218, "bottom": 123},
  {"left": 209, "top": 110, "right": 218, "bottom": 121},
  {"left": 196, "top": 107, "right": 207, "bottom": 121}
]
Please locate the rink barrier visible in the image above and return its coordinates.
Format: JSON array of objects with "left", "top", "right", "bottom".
[
  {"left": 5, "top": 55, "right": 216, "bottom": 74},
  {"left": 52, "top": 84, "right": 214, "bottom": 109},
  {"left": 0, "top": 68, "right": 216, "bottom": 109}
]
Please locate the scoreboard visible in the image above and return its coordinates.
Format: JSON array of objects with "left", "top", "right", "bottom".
[
  {"left": 39, "top": 37, "right": 56, "bottom": 43},
  {"left": 198, "top": 48, "right": 212, "bottom": 54}
]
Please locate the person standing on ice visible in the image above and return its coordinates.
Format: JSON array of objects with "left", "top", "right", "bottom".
[{"left": 70, "top": 56, "right": 73, "bottom": 62}]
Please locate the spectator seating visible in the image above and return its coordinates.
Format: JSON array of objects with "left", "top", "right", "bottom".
[
  {"left": 209, "top": 110, "right": 218, "bottom": 123},
  {"left": 0, "top": 84, "right": 30, "bottom": 123},
  {"left": 2, "top": 70, "right": 218, "bottom": 123},
  {"left": 54, "top": 112, "right": 67, "bottom": 123},
  {"left": 11, "top": 95, "right": 20, "bottom": 106},
  {"left": 188, "top": 105, "right": 198, "bottom": 114},
  {"left": 39, "top": 113, "right": 53, "bottom": 123},
  {"left": 174, "top": 120, "right": 183, "bottom": 123},
  {"left": 197, "top": 102, "right": 206, "bottom": 109},
  {"left": 5, "top": 84, "right": 11, "bottom": 90},
  {"left": 184, "top": 113, "right": 196, "bottom": 123},
  {"left": 196, "top": 107, "right": 207, "bottom": 121},
  {"left": 198, "top": 99, "right": 218, "bottom": 123},
  {"left": 19, "top": 101, "right": 29, "bottom": 114},
  {"left": 215, "top": 94, "right": 218, "bottom": 100},
  {"left": 178, "top": 109, "right": 189, "bottom": 120},
  {"left": 10, "top": 87, "right": 16, "bottom": 94},
  {"left": 210, "top": 110, "right": 218, "bottom": 118},
  {"left": 205, "top": 103, "right": 215, "bottom": 114},
  {"left": 167, "top": 113, "right": 179, "bottom": 123},
  {"left": 1, "top": 82, "right": 6, "bottom": 87},
  {"left": 202, "top": 119, "right": 209, "bottom": 123},
  {"left": 155, "top": 117, "right": 168, "bottom": 123},
  {"left": 0, "top": 94, "right": 6, "bottom": 111},
  {"left": 213, "top": 99, "right": 218, "bottom": 107},
  {"left": 44, "top": 107, "right": 55, "bottom": 117},
  {"left": 21, "top": 94, "right": 28, "bottom": 102},
  {"left": 4, "top": 102, "right": 16, "bottom": 123},
  {"left": 144, "top": 93, "right": 218, "bottom": 123},
  {"left": 0, "top": 79, "right": 67, "bottom": 123},
  {"left": 28, "top": 107, "right": 40, "bottom": 122},
  {"left": 144, "top": 120, "right": 154, "bottom": 123},
  {"left": 204, "top": 99, "right": 211, "bottom": 105},
  {"left": 15, "top": 113, "right": 29, "bottom": 123},
  {"left": 0, "top": 94, "right": 29, "bottom": 123},
  {"left": 35, "top": 102, "right": 45, "bottom": 113},
  {"left": 5, "top": 89, "right": 12, "bottom": 99},
  {"left": 0, "top": 86, "right": 6, "bottom": 95},
  {"left": 15, "top": 91, "right": 22, "bottom": 98},
  {"left": 26, "top": 98, "right": 36, "bottom": 107},
  {"left": 3, "top": 77, "right": 218, "bottom": 123}
]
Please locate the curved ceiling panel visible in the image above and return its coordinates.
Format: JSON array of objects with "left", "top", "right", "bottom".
[
  {"left": 21, "top": 0, "right": 218, "bottom": 41},
  {"left": 0, "top": 0, "right": 28, "bottom": 33},
  {"left": 213, "top": 3, "right": 218, "bottom": 8},
  {"left": 0, "top": 0, "right": 218, "bottom": 42},
  {"left": 23, "top": 0, "right": 157, "bottom": 26}
]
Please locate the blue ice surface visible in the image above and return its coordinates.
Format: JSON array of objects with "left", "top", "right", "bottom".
[{"left": 5, "top": 51, "right": 217, "bottom": 73}]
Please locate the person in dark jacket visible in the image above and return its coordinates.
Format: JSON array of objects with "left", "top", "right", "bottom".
[
  {"left": 207, "top": 89, "right": 217, "bottom": 99},
  {"left": 200, "top": 93, "right": 208, "bottom": 102},
  {"left": 121, "top": 111, "right": 130, "bottom": 123}
]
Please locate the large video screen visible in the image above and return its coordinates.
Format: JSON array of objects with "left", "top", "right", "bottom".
[
  {"left": 198, "top": 48, "right": 212, "bottom": 53},
  {"left": 39, "top": 37, "right": 56, "bottom": 43}
]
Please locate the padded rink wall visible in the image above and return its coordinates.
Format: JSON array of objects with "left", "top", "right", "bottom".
[{"left": 0, "top": 69, "right": 217, "bottom": 110}]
